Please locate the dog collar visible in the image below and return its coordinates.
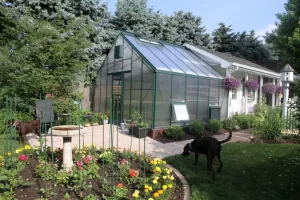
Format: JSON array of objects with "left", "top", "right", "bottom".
[
  {"left": 188, "top": 143, "right": 193, "bottom": 152},
  {"left": 12, "top": 120, "right": 18, "bottom": 127}
]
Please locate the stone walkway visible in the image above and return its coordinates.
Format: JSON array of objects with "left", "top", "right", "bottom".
[{"left": 26, "top": 125, "right": 251, "bottom": 159}]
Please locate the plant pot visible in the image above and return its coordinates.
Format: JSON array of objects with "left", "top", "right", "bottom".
[
  {"left": 134, "top": 127, "right": 149, "bottom": 138},
  {"left": 103, "top": 120, "right": 108, "bottom": 124},
  {"left": 92, "top": 123, "right": 99, "bottom": 126}
]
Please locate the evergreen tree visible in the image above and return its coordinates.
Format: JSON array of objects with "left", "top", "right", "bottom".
[{"left": 212, "top": 22, "right": 237, "bottom": 52}]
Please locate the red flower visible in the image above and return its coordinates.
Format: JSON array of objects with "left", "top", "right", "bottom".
[
  {"left": 117, "top": 183, "right": 123, "bottom": 188},
  {"left": 129, "top": 169, "right": 139, "bottom": 178},
  {"left": 18, "top": 154, "right": 27, "bottom": 161}
]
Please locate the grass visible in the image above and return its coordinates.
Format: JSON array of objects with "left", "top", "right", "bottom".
[{"left": 165, "top": 143, "right": 300, "bottom": 200}]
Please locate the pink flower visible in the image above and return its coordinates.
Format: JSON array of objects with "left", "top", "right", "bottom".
[
  {"left": 120, "top": 159, "right": 128, "bottom": 165},
  {"left": 262, "top": 83, "right": 276, "bottom": 94},
  {"left": 86, "top": 155, "right": 93, "bottom": 161},
  {"left": 76, "top": 160, "right": 83, "bottom": 168},
  {"left": 223, "top": 77, "right": 241, "bottom": 90},
  {"left": 18, "top": 154, "right": 27, "bottom": 161}
]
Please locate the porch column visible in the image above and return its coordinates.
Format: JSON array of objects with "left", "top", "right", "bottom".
[
  {"left": 259, "top": 76, "right": 263, "bottom": 102},
  {"left": 279, "top": 79, "right": 282, "bottom": 106},
  {"left": 272, "top": 79, "right": 275, "bottom": 107},
  {"left": 245, "top": 73, "right": 248, "bottom": 114}
]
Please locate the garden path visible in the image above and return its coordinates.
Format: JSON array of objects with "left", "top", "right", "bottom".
[{"left": 26, "top": 125, "right": 251, "bottom": 159}]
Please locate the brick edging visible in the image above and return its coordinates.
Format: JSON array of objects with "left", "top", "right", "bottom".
[{"left": 166, "top": 164, "right": 191, "bottom": 200}]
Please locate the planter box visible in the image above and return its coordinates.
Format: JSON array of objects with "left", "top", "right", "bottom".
[
  {"left": 148, "top": 128, "right": 166, "bottom": 139},
  {"left": 134, "top": 127, "right": 149, "bottom": 138}
]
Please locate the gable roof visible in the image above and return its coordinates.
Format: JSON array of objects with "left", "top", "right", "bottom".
[
  {"left": 121, "top": 32, "right": 223, "bottom": 79},
  {"left": 189, "top": 45, "right": 278, "bottom": 74}
]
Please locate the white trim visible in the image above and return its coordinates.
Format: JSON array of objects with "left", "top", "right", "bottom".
[{"left": 232, "top": 62, "right": 280, "bottom": 78}]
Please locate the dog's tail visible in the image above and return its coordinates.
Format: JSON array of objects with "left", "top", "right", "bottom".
[{"left": 218, "top": 129, "right": 232, "bottom": 144}]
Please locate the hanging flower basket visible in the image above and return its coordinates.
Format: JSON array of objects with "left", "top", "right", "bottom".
[
  {"left": 222, "top": 77, "right": 241, "bottom": 90},
  {"left": 244, "top": 79, "right": 259, "bottom": 90},
  {"left": 275, "top": 85, "right": 283, "bottom": 94},
  {"left": 262, "top": 83, "right": 276, "bottom": 94}
]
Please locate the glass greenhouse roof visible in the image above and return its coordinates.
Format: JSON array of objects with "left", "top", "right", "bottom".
[{"left": 123, "top": 33, "right": 223, "bottom": 79}]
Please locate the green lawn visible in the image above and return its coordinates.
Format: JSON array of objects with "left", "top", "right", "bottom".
[{"left": 165, "top": 143, "right": 300, "bottom": 200}]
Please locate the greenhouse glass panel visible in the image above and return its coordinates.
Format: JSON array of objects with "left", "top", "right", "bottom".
[
  {"left": 131, "top": 51, "right": 142, "bottom": 90},
  {"left": 108, "top": 43, "right": 115, "bottom": 63},
  {"left": 114, "top": 60, "right": 122, "bottom": 72},
  {"left": 123, "top": 39, "right": 132, "bottom": 59},
  {"left": 141, "top": 63, "right": 153, "bottom": 125},
  {"left": 108, "top": 62, "right": 114, "bottom": 73},
  {"left": 94, "top": 75, "right": 101, "bottom": 112},
  {"left": 158, "top": 44, "right": 197, "bottom": 75},
  {"left": 219, "top": 87, "right": 228, "bottom": 120},
  {"left": 146, "top": 44, "right": 183, "bottom": 73},
  {"left": 155, "top": 74, "right": 171, "bottom": 127},
  {"left": 198, "top": 79, "right": 209, "bottom": 120},
  {"left": 186, "top": 77, "right": 198, "bottom": 120},
  {"left": 100, "top": 59, "right": 108, "bottom": 114},
  {"left": 171, "top": 75, "right": 185, "bottom": 102},
  {"left": 106, "top": 75, "right": 112, "bottom": 114},
  {"left": 184, "top": 50, "right": 223, "bottom": 78},
  {"left": 124, "top": 34, "right": 170, "bottom": 71},
  {"left": 165, "top": 45, "right": 207, "bottom": 77},
  {"left": 123, "top": 72, "right": 131, "bottom": 120},
  {"left": 209, "top": 79, "right": 219, "bottom": 106},
  {"left": 123, "top": 58, "right": 131, "bottom": 71}
]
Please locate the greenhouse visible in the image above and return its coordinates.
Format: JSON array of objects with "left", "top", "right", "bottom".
[{"left": 92, "top": 32, "right": 228, "bottom": 129}]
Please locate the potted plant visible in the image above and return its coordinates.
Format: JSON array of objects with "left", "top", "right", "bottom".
[
  {"left": 133, "top": 122, "right": 149, "bottom": 138},
  {"left": 262, "top": 83, "right": 276, "bottom": 95},
  {"left": 83, "top": 118, "right": 91, "bottom": 127},
  {"left": 222, "top": 76, "right": 241, "bottom": 90},
  {"left": 275, "top": 85, "right": 283, "bottom": 94},
  {"left": 91, "top": 114, "right": 99, "bottom": 126},
  {"left": 244, "top": 79, "right": 259, "bottom": 90},
  {"left": 101, "top": 114, "right": 109, "bottom": 124}
]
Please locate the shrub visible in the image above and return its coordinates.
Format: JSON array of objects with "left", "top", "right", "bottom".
[
  {"left": 165, "top": 125, "right": 184, "bottom": 140},
  {"left": 188, "top": 120, "right": 204, "bottom": 136},
  {"left": 207, "top": 119, "right": 222, "bottom": 133},
  {"left": 261, "top": 107, "right": 284, "bottom": 139},
  {"left": 233, "top": 114, "right": 255, "bottom": 129},
  {"left": 222, "top": 118, "right": 237, "bottom": 130},
  {"left": 253, "top": 98, "right": 269, "bottom": 127}
]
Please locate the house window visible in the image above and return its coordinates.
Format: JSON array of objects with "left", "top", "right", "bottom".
[{"left": 232, "top": 89, "right": 237, "bottom": 100}]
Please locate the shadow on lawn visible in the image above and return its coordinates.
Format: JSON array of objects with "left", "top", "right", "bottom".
[{"left": 165, "top": 143, "right": 300, "bottom": 200}]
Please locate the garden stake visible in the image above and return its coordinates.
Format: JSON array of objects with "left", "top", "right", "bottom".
[
  {"left": 138, "top": 103, "right": 140, "bottom": 156},
  {"left": 13, "top": 96, "right": 17, "bottom": 155},
  {"left": 9, "top": 97, "right": 12, "bottom": 155},
  {"left": 50, "top": 103, "right": 56, "bottom": 200},
  {"left": 110, "top": 97, "right": 115, "bottom": 186},
  {"left": 117, "top": 97, "right": 119, "bottom": 149},
  {"left": 143, "top": 104, "right": 146, "bottom": 178},
  {"left": 5, "top": 96, "right": 8, "bottom": 168},
  {"left": 78, "top": 100, "right": 81, "bottom": 152}
]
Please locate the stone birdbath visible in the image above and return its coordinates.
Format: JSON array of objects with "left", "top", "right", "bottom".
[{"left": 48, "top": 125, "right": 85, "bottom": 171}]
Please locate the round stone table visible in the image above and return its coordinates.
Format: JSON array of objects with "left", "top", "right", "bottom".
[{"left": 48, "top": 125, "right": 85, "bottom": 171}]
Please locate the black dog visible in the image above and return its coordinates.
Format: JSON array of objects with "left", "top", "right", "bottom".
[{"left": 182, "top": 130, "right": 232, "bottom": 180}]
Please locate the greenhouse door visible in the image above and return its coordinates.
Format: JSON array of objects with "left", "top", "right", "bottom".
[{"left": 112, "top": 74, "right": 123, "bottom": 126}]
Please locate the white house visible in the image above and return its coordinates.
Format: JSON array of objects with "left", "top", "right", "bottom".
[{"left": 184, "top": 44, "right": 281, "bottom": 117}]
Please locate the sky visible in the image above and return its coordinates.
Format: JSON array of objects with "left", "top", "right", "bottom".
[{"left": 106, "top": 0, "right": 287, "bottom": 39}]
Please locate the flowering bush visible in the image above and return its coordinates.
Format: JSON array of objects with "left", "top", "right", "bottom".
[
  {"left": 222, "top": 77, "right": 241, "bottom": 90},
  {"left": 244, "top": 79, "right": 259, "bottom": 90},
  {"left": 262, "top": 83, "right": 276, "bottom": 94},
  {"left": 276, "top": 86, "right": 283, "bottom": 94}
]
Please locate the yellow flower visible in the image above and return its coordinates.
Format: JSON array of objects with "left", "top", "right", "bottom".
[
  {"left": 166, "top": 170, "right": 171, "bottom": 174},
  {"left": 134, "top": 190, "right": 139, "bottom": 194},
  {"left": 158, "top": 190, "right": 163, "bottom": 195},
  {"left": 148, "top": 186, "right": 153, "bottom": 191},
  {"left": 163, "top": 161, "right": 166, "bottom": 164},
  {"left": 144, "top": 185, "right": 149, "bottom": 189},
  {"left": 162, "top": 185, "right": 167, "bottom": 190},
  {"left": 144, "top": 189, "right": 149, "bottom": 193},
  {"left": 162, "top": 176, "right": 167, "bottom": 179},
  {"left": 25, "top": 145, "right": 31, "bottom": 150},
  {"left": 152, "top": 179, "right": 158, "bottom": 184},
  {"left": 154, "top": 176, "right": 159, "bottom": 180},
  {"left": 132, "top": 193, "right": 139, "bottom": 198},
  {"left": 0, "top": 162, "right": 3, "bottom": 167},
  {"left": 168, "top": 184, "right": 173, "bottom": 189},
  {"left": 84, "top": 144, "right": 89, "bottom": 148},
  {"left": 0, "top": 155, "right": 3, "bottom": 159},
  {"left": 153, "top": 192, "right": 159, "bottom": 198},
  {"left": 148, "top": 198, "right": 154, "bottom": 200},
  {"left": 155, "top": 166, "right": 160, "bottom": 171},
  {"left": 7, "top": 152, "right": 11, "bottom": 156},
  {"left": 153, "top": 161, "right": 157, "bottom": 165},
  {"left": 170, "top": 175, "right": 174, "bottom": 180}
]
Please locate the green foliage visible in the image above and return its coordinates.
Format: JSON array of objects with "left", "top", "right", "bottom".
[
  {"left": 188, "top": 120, "right": 204, "bottom": 136},
  {"left": 165, "top": 125, "right": 184, "bottom": 140},
  {"left": 233, "top": 114, "right": 255, "bottom": 129},
  {"left": 260, "top": 107, "right": 284, "bottom": 139},
  {"left": 222, "top": 118, "right": 237, "bottom": 130},
  {"left": 253, "top": 98, "right": 270, "bottom": 127},
  {"left": 99, "top": 150, "right": 114, "bottom": 164},
  {"left": 266, "top": 0, "right": 300, "bottom": 71},
  {"left": 207, "top": 119, "right": 222, "bottom": 133}
]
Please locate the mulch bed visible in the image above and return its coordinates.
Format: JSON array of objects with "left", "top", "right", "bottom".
[
  {"left": 152, "top": 128, "right": 228, "bottom": 144},
  {"left": 15, "top": 157, "right": 185, "bottom": 200},
  {"left": 250, "top": 136, "right": 300, "bottom": 144}
]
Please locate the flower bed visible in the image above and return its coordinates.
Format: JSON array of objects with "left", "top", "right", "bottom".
[{"left": 1, "top": 144, "right": 182, "bottom": 200}]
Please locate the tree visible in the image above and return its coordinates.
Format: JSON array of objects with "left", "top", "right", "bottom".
[
  {"left": 266, "top": 0, "right": 300, "bottom": 72},
  {"left": 212, "top": 22, "right": 237, "bottom": 52},
  {"left": 0, "top": 7, "right": 90, "bottom": 112},
  {"left": 9, "top": 0, "right": 117, "bottom": 85},
  {"left": 163, "top": 11, "right": 210, "bottom": 46}
]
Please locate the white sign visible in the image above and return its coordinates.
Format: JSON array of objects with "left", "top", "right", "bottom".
[{"left": 173, "top": 104, "right": 189, "bottom": 121}]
